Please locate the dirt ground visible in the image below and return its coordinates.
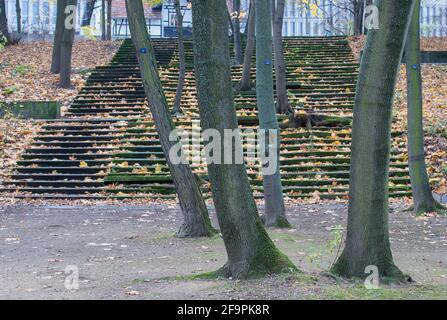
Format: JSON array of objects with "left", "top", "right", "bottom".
[{"left": 0, "top": 201, "right": 446, "bottom": 300}]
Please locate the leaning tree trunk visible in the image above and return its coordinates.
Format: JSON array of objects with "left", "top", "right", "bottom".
[
  {"left": 82, "top": 0, "right": 96, "bottom": 27},
  {"left": 59, "top": 0, "right": 77, "bottom": 88},
  {"left": 0, "top": 0, "right": 11, "bottom": 43},
  {"left": 106, "top": 0, "right": 112, "bottom": 40},
  {"left": 256, "top": 0, "right": 289, "bottom": 228},
  {"left": 191, "top": 0, "right": 295, "bottom": 278},
  {"left": 15, "top": 0, "right": 21, "bottom": 34},
  {"left": 51, "top": 0, "right": 67, "bottom": 74},
  {"left": 125, "top": 0, "right": 216, "bottom": 238},
  {"left": 405, "top": 0, "right": 445, "bottom": 214},
  {"left": 232, "top": 0, "right": 243, "bottom": 65},
  {"left": 272, "top": 0, "right": 289, "bottom": 114},
  {"left": 172, "top": 0, "right": 185, "bottom": 115},
  {"left": 239, "top": 0, "right": 255, "bottom": 91},
  {"left": 331, "top": 0, "right": 416, "bottom": 281}
]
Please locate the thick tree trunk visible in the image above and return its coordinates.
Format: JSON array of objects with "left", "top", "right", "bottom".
[
  {"left": 239, "top": 1, "right": 255, "bottom": 91},
  {"left": 51, "top": 0, "right": 67, "bottom": 74},
  {"left": 405, "top": 0, "right": 445, "bottom": 214},
  {"left": 82, "top": 0, "right": 96, "bottom": 27},
  {"left": 172, "top": 0, "right": 185, "bottom": 115},
  {"left": 125, "top": 0, "right": 216, "bottom": 238},
  {"left": 15, "top": 0, "right": 21, "bottom": 33},
  {"left": 106, "top": 0, "right": 112, "bottom": 40},
  {"left": 272, "top": 0, "right": 289, "bottom": 114},
  {"left": 0, "top": 0, "right": 11, "bottom": 42},
  {"left": 191, "top": 0, "right": 295, "bottom": 278},
  {"left": 232, "top": 0, "right": 243, "bottom": 65},
  {"left": 101, "top": 0, "right": 106, "bottom": 40},
  {"left": 256, "top": 0, "right": 289, "bottom": 228},
  {"left": 59, "top": 0, "right": 77, "bottom": 88},
  {"left": 331, "top": 0, "right": 416, "bottom": 281}
]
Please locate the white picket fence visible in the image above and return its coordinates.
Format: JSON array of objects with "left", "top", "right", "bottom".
[
  {"left": 4, "top": 0, "right": 96, "bottom": 39},
  {"left": 281, "top": 0, "right": 447, "bottom": 37},
  {"left": 420, "top": 2, "right": 447, "bottom": 37}
]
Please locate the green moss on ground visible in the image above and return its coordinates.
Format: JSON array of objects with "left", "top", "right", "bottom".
[{"left": 322, "top": 283, "right": 447, "bottom": 300}]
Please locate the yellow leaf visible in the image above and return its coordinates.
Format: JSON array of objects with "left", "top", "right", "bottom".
[
  {"left": 132, "top": 167, "right": 148, "bottom": 174},
  {"left": 118, "top": 161, "right": 129, "bottom": 168},
  {"left": 79, "top": 161, "right": 88, "bottom": 168},
  {"left": 155, "top": 163, "right": 163, "bottom": 174},
  {"left": 18, "top": 129, "right": 32, "bottom": 135},
  {"left": 310, "top": 3, "right": 318, "bottom": 17}
]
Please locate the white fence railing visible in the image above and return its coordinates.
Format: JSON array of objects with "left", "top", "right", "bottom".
[
  {"left": 281, "top": 0, "right": 447, "bottom": 37},
  {"left": 420, "top": 2, "right": 447, "bottom": 37}
]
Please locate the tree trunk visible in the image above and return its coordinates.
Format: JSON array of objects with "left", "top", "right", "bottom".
[
  {"left": 232, "top": 0, "right": 243, "bottom": 65},
  {"left": 172, "top": 0, "right": 185, "bottom": 115},
  {"left": 272, "top": 0, "right": 289, "bottom": 114},
  {"left": 0, "top": 0, "right": 11, "bottom": 43},
  {"left": 242, "top": 0, "right": 250, "bottom": 38},
  {"left": 227, "top": 9, "right": 234, "bottom": 37},
  {"left": 51, "top": 0, "right": 67, "bottom": 74},
  {"left": 405, "top": 0, "right": 445, "bottom": 214},
  {"left": 353, "top": 0, "right": 365, "bottom": 36},
  {"left": 82, "top": 0, "right": 96, "bottom": 27},
  {"left": 239, "top": 0, "right": 255, "bottom": 91},
  {"left": 256, "top": 0, "right": 289, "bottom": 228},
  {"left": 59, "top": 0, "right": 77, "bottom": 88},
  {"left": 191, "top": 0, "right": 296, "bottom": 278},
  {"left": 331, "top": 0, "right": 416, "bottom": 281},
  {"left": 125, "top": 0, "right": 216, "bottom": 238},
  {"left": 106, "top": 0, "right": 112, "bottom": 40},
  {"left": 101, "top": 0, "right": 106, "bottom": 40},
  {"left": 15, "top": 0, "right": 21, "bottom": 34}
]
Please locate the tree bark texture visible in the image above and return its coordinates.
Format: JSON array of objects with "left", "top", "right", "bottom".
[
  {"left": 59, "top": 0, "right": 77, "bottom": 88},
  {"left": 331, "top": 0, "right": 416, "bottom": 281},
  {"left": 239, "top": 0, "right": 255, "bottom": 91},
  {"left": 272, "top": 0, "right": 290, "bottom": 114},
  {"left": 256, "top": 0, "right": 289, "bottom": 228},
  {"left": 51, "top": 0, "right": 67, "bottom": 74},
  {"left": 191, "top": 0, "right": 295, "bottom": 278},
  {"left": 172, "top": 0, "right": 185, "bottom": 115},
  {"left": 125, "top": 0, "right": 216, "bottom": 238},
  {"left": 232, "top": 0, "right": 243, "bottom": 65},
  {"left": 405, "top": 0, "right": 445, "bottom": 214}
]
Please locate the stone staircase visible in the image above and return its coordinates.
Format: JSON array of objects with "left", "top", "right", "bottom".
[{"left": 0, "top": 37, "right": 411, "bottom": 200}]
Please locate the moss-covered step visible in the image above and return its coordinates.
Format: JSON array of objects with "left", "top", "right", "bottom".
[{"left": 0, "top": 101, "right": 61, "bottom": 119}]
